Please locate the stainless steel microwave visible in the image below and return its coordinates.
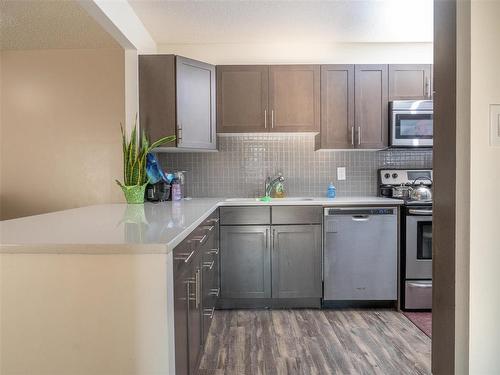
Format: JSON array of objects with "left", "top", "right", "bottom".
[{"left": 390, "top": 100, "right": 433, "bottom": 147}]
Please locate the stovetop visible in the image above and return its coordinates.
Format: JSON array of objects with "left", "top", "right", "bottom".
[{"left": 378, "top": 168, "right": 433, "bottom": 208}]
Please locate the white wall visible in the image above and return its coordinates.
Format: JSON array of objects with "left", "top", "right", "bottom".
[
  {"left": 468, "top": 0, "right": 500, "bottom": 373},
  {"left": 157, "top": 42, "right": 433, "bottom": 65}
]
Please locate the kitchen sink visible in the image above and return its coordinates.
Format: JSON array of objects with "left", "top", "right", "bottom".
[{"left": 225, "top": 197, "right": 316, "bottom": 202}]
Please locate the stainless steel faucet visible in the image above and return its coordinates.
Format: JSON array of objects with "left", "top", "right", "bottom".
[{"left": 265, "top": 173, "right": 285, "bottom": 197}]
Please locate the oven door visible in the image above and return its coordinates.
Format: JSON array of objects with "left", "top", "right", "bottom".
[
  {"left": 391, "top": 111, "right": 433, "bottom": 147},
  {"left": 405, "top": 211, "right": 432, "bottom": 279}
]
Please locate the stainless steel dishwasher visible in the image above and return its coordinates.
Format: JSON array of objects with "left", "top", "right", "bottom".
[{"left": 323, "top": 207, "right": 398, "bottom": 302}]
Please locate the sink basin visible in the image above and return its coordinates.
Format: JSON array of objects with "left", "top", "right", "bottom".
[
  {"left": 224, "top": 198, "right": 260, "bottom": 202},
  {"left": 225, "top": 197, "right": 316, "bottom": 202},
  {"left": 275, "top": 197, "right": 315, "bottom": 201}
]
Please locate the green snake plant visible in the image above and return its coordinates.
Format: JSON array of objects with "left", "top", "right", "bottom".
[{"left": 116, "top": 122, "right": 176, "bottom": 188}]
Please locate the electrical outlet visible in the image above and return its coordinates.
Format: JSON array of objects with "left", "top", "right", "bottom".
[
  {"left": 490, "top": 104, "right": 500, "bottom": 147},
  {"left": 337, "top": 167, "right": 346, "bottom": 181}
]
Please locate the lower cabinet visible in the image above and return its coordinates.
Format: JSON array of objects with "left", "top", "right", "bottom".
[
  {"left": 272, "top": 225, "right": 322, "bottom": 299},
  {"left": 220, "top": 226, "right": 271, "bottom": 299},
  {"left": 219, "top": 207, "right": 322, "bottom": 308},
  {"left": 187, "top": 261, "right": 202, "bottom": 375},
  {"left": 173, "top": 269, "right": 189, "bottom": 375},
  {"left": 173, "top": 210, "right": 219, "bottom": 375}
]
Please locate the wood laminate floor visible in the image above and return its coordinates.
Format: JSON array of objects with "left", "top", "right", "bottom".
[{"left": 198, "top": 309, "right": 431, "bottom": 375}]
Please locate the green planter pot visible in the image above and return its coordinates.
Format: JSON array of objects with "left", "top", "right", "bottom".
[{"left": 120, "top": 183, "right": 147, "bottom": 204}]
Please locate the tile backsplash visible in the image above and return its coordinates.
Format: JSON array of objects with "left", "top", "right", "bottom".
[{"left": 157, "top": 134, "right": 432, "bottom": 198}]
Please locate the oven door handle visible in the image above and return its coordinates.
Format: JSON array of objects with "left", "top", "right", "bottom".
[
  {"left": 408, "top": 209, "right": 433, "bottom": 215},
  {"left": 408, "top": 282, "right": 433, "bottom": 288}
]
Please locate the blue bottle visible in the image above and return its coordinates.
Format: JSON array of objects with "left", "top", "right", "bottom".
[{"left": 327, "top": 182, "right": 336, "bottom": 199}]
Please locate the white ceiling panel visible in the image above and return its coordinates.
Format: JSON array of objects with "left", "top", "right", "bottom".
[
  {"left": 128, "top": 0, "right": 433, "bottom": 44},
  {"left": 0, "top": 0, "right": 120, "bottom": 50}
]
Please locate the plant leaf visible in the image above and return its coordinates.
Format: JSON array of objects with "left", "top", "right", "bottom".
[{"left": 147, "top": 135, "right": 176, "bottom": 152}]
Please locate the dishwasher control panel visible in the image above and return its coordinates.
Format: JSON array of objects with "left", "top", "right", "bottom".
[{"left": 324, "top": 208, "right": 395, "bottom": 216}]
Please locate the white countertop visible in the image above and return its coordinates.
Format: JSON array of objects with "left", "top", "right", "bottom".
[{"left": 0, "top": 197, "right": 402, "bottom": 253}]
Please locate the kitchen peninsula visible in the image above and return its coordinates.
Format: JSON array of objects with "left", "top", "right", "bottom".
[{"left": 1, "top": 197, "right": 401, "bottom": 375}]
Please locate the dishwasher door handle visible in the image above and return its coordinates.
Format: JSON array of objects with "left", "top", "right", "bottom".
[{"left": 351, "top": 215, "right": 370, "bottom": 222}]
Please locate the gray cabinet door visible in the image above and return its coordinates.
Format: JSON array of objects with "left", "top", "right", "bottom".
[
  {"left": 271, "top": 225, "right": 322, "bottom": 299},
  {"left": 220, "top": 226, "right": 271, "bottom": 299},
  {"left": 138, "top": 55, "right": 177, "bottom": 149},
  {"left": 173, "top": 273, "right": 189, "bottom": 375},
  {"left": 187, "top": 263, "right": 202, "bottom": 375},
  {"left": 269, "top": 65, "right": 320, "bottom": 132},
  {"left": 217, "top": 65, "right": 269, "bottom": 133},
  {"left": 389, "top": 64, "right": 432, "bottom": 100},
  {"left": 354, "top": 64, "right": 389, "bottom": 149},
  {"left": 176, "top": 56, "right": 216, "bottom": 150},
  {"left": 317, "top": 65, "right": 355, "bottom": 149}
]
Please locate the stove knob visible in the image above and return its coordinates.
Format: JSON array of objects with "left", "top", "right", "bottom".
[
  {"left": 392, "top": 173, "right": 399, "bottom": 179},
  {"left": 384, "top": 173, "right": 390, "bottom": 179}
]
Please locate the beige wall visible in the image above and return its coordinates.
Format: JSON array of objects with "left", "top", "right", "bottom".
[
  {"left": 469, "top": 0, "right": 500, "bottom": 373},
  {"left": 1, "top": 252, "right": 174, "bottom": 374},
  {"left": 157, "top": 42, "right": 433, "bottom": 65},
  {"left": 0, "top": 48, "right": 125, "bottom": 220}
]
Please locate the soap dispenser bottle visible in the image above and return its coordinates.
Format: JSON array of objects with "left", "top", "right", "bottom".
[{"left": 327, "top": 182, "right": 336, "bottom": 199}]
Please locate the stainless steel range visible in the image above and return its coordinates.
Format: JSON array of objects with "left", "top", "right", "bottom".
[{"left": 379, "top": 168, "right": 433, "bottom": 310}]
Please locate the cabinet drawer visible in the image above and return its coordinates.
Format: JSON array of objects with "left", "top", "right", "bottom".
[
  {"left": 271, "top": 206, "right": 322, "bottom": 224},
  {"left": 220, "top": 206, "right": 270, "bottom": 225}
]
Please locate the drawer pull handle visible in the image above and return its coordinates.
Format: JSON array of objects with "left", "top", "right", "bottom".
[
  {"left": 174, "top": 250, "right": 195, "bottom": 263},
  {"left": 203, "top": 261, "right": 215, "bottom": 270},
  {"left": 203, "top": 307, "right": 215, "bottom": 319},
  {"left": 192, "top": 233, "right": 208, "bottom": 245},
  {"left": 209, "top": 288, "right": 220, "bottom": 297},
  {"left": 208, "top": 248, "right": 219, "bottom": 255}
]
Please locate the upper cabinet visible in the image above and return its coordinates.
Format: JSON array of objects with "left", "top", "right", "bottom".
[
  {"left": 141, "top": 59, "right": 432, "bottom": 149},
  {"left": 355, "top": 64, "right": 389, "bottom": 149},
  {"left": 316, "top": 65, "right": 355, "bottom": 149},
  {"left": 317, "top": 64, "right": 388, "bottom": 150},
  {"left": 217, "top": 64, "right": 320, "bottom": 133},
  {"left": 217, "top": 66, "right": 269, "bottom": 133},
  {"left": 139, "top": 55, "right": 216, "bottom": 151},
  {"left": 268, "top": 65, "right": 320, "bottom": 132},
  {"left": 388, "top": 64, "right": 432, "bottom": 100}
]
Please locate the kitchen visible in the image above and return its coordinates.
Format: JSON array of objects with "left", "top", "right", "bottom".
[{"left": 1, "top": 1, "right": 498, "bottom": 374}]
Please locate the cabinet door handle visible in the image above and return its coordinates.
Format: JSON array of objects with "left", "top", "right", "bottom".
[
  {"left": 174, "top": 250, "right": 195, "bottom": 263},
  {"left": 264, "top": 109, "right": 267, "bottom": 129},
  {"left": 265, "top": 229, "right": 270, "bottom": 249},
  {"left": 177, "top": 125, "right": 182, "bottom": 143},
  {"left": 351, "top": 127, "right": 354, "bottom": 146},
  {"left": 187, "top": 277, "right": 196, "bottom": 303},
  {"left": 358, "top": 126, "right": 361, "bottom": 145},
  {"left": 195, "top": 269, "right": 200, "bottom": 308},
  {"left": 271, "top": 110, "right": 275, "bottom": 129}
]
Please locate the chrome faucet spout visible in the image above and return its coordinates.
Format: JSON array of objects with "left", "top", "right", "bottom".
[{"left": 265, "top": 174, "right": 285, "bottom": 197}]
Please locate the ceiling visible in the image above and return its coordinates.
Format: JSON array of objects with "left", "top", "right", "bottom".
[
  {"left": 128, "top": 0, "right": 433, "bottom": 45},
  {"left": 0, "top": 0, "right": 120, "bottom": 50}
]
